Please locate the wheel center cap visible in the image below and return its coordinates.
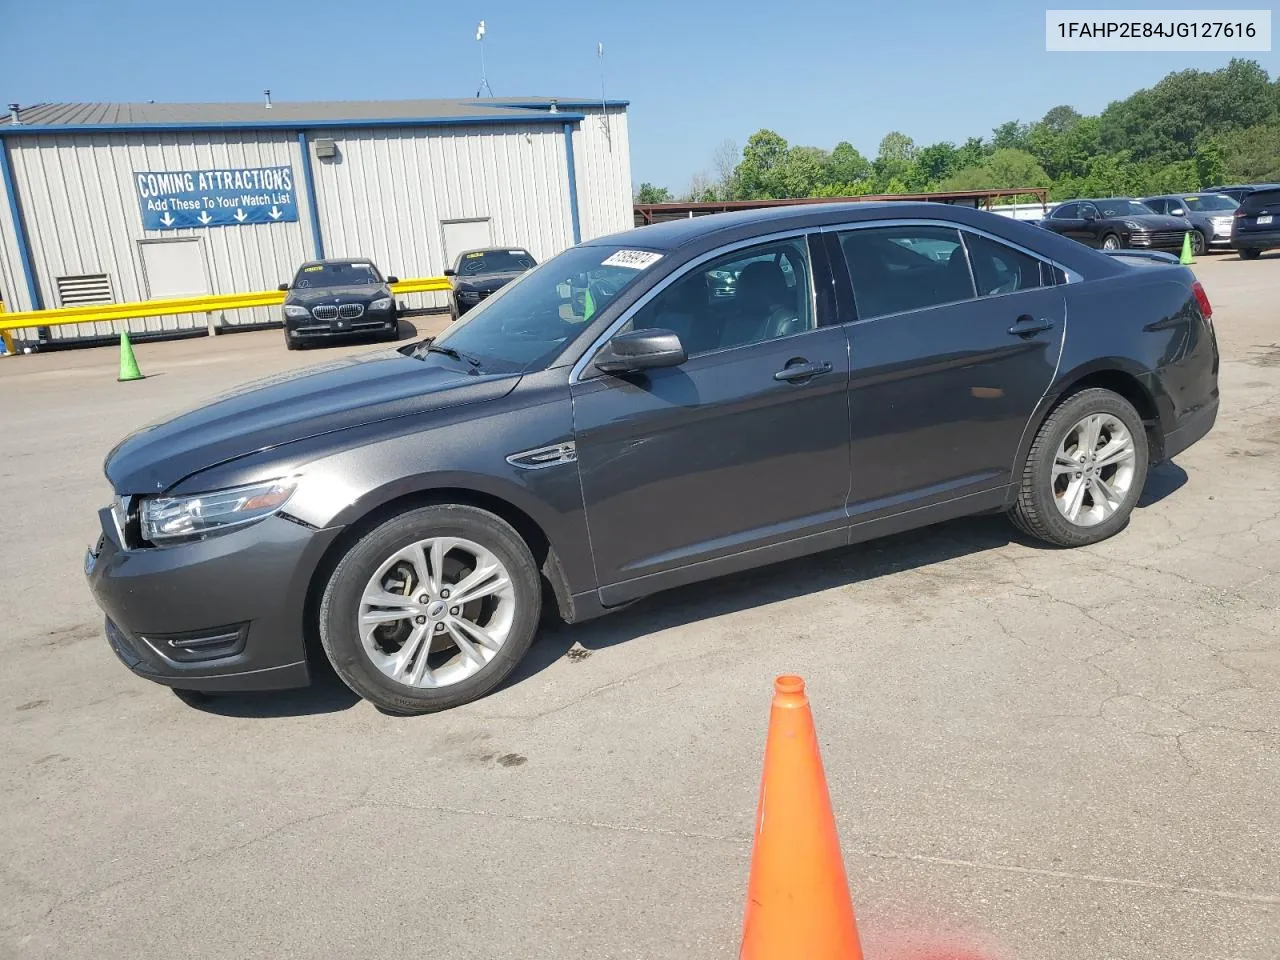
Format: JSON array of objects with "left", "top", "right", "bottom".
[{"left": 427, "top": 601, "right": 447, "bottom": 619}]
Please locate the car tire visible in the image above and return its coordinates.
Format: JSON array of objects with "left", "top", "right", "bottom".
[
  {"left": 1192, "top": 230, "right": 1207, "bottom": 256},
  {"left": 1240, "top": 248, "right": 1261, "bottom": 260},
  {"left": 1010, "top": 388, "right": 1149, "bottom": 548},
  {"left": 319, "top": 504, "right": 542, "bottom": 715},
  {"left": 1100, "top": 233, "right": 1121, "bottom": 251}
]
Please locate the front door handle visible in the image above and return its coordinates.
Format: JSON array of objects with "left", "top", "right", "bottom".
[
  {"left": 774, "top": 360, "right": 833, "bottom": 382},
  {"left": 1008, "top": 315, "right": 1054, "bottom": 338}
]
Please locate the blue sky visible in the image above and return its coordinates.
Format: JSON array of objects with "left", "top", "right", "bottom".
[{"left": 4, "top": 0, "right": 1277, "bottom": 192}]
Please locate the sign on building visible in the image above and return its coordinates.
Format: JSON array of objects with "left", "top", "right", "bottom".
[{"left": 134, "top": 166, "right": 299, "bottom": 230}]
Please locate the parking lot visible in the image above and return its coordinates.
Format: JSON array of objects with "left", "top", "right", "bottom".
[{"left": 1, "top": 254, "right": 1277, "bottom": 959}]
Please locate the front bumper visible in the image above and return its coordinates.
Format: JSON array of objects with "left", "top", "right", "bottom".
[
  {"left": 84, "top": 508, "right": 343, "bottom": 693},
  {"left": 285, "top": 310, "right": 397, "bottom": 340}
]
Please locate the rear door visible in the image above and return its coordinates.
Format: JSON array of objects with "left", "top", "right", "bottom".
[
  {"left": 1044, "top": 202, "right": 1083, "bottom": 239},
  {"left": 828, "top": 222, "right": 1066, "bottom": 523}
]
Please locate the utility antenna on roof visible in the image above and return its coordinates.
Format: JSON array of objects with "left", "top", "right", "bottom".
[
  {"left": 263, "top": 89, "right": 273, "bottom": 109},
  {"left": 597, "top": 41, "right": 612, "bottom": 151},
  {"left": 475, "top": 21, "right": 494, "bottom": 98}
]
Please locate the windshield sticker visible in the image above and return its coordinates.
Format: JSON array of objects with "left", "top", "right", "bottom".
[
  {"left": 302, "top": 265, "right": 324, "bottom": 272},
  {"left": 465, "top": 251, "right": 485, "bottom": 259},
  {"left": 601, "top": 249, "right": 664, "bottom": 270}
]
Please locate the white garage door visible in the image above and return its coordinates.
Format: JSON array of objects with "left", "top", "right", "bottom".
[{"left": 441, "top": 219, "right": 493, "bottom": 270}]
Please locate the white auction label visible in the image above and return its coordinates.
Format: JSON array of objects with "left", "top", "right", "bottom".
[
  {"left": 1046, "top": 9, "right": 1271, "bottom": 51},
  {"left": 601, "top": 249, "right": 665, "bottom": 270}
]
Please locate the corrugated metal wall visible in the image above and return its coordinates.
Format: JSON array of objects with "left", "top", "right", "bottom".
[
  {"left": 308, "top": 122, "right": 574, "bottom": 312},
  {"left": 5, "top": 131, "right": 312, "bottom": 339},
  {"left": 0, "top": 148, "right": 24, "bottom": 314},
  {"left": 573, "top": 107, "right": 634, "bottom": 243}
]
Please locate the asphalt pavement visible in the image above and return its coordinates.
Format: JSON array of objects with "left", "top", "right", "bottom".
[{"left": 1, "top": 258, "right": 1277, "bottom": 959}]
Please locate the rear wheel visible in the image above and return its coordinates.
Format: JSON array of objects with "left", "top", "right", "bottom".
[
  {"left": 1240, "top": 248, "right": 1261, "bottom": 260},
  {"left": 319, "top": 504, "right": 541, "bottom": 715},
  {"left": 1101, "top": 233, "right": 1121, "bottom": 251},
  {"left": 1010, "top": 388, "right": 1149, "bottom": 547}
]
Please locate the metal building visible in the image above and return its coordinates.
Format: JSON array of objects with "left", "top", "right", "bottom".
[{"left": 0, "top": 96, "right": 632, "bottom": 341}]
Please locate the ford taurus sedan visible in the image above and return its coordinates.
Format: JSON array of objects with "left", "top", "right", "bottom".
[{"left": 86, "top": 202, "right": 1220, "bottom": 715}]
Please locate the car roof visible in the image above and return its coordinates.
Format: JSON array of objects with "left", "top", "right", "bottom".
[
  {"left": 457, "top": 246, "right": 532, "bottom": 257},
  {"left": 298, "top": 258, "right": 377, "bottom": 269}
]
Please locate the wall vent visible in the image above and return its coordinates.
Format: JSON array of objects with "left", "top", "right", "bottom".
[{"left": 55, "top": 273, "right": 114, "bottom": 307}]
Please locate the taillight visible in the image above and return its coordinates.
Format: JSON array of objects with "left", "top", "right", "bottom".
[
  {"left": 1234, "top": 208, "right": 1247, "bottom": 217},
  {"left": 1192, "top": 280, "right": 1212, "bottom": 322}
]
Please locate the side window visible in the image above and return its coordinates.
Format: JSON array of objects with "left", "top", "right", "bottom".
[
  {"left": 621, "top": 237, "right": 814, "bottom": 357},
  {"left": 1079, "top": 203, "right": 1100, "bottom": 219},
  {"left": 1145, "top": 199, "right": 1165, "bottom": 214},
  {"left": 1053, "top": 202, "right": 1077, "bottom": 219},
  {"left": 837, "top": 225, "right": 974, "bottom": 320},
  {"left": 963, "top": 233, "right": 1048, "bottom": 296}
]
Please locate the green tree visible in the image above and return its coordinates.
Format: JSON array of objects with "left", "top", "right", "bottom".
[
  {"left": 912, "top": 142, "right": 961, "bottom": 188},
  {"left": 939, "top": 149, "right": 1050, "bottom": 196},
  {"left": 634, "top": 182, "right": 672, "bottom": 204},
  {"left": 1216, "top": 121, "right": 1280, "bottom": 182},
  {"left": 991, "top": 120, "right": 1030, "bottom": 151},
  {"left": 1194, "top": 142, "right": 1226, "bottom": 189},
  {"left": 828, "top": 141, "right": 872, "bottom": 185},
  {"left": 874, "top": 131, "right": 916, "bottom": 182},
  {"left": 733, "top": 129, "right": 790, "bottom": 198}
]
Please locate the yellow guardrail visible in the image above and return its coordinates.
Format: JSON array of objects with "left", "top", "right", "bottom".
[{"left": 0, "top": 276, "right": 452, "bottom": 334}]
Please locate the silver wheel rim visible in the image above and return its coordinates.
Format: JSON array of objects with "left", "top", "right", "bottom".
[
  {"left": 1103, "top": 236, "right": 1119, "bottom": 250},
  {"left": 358, "top": 536, "right": 516, "bottom": 688},
  {"left": 1052, "top": 413, "right": 1137, "bottom": 527}
]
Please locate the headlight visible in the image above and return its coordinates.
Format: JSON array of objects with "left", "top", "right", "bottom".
[
  {"left": 283, "top": 304, "right": 310, "bottom": 319},
  {"left": 1122, "top": 220, "right": 1144, "bottom": 230},
  {"left": 370, "top": 297, "right": 392, "bottom": 311},
  {"left": 140, "top": 477, "right": 298, "bottom": 545},
  {"left": 459, "top": 290, "right": 481, "bottom": 301}
]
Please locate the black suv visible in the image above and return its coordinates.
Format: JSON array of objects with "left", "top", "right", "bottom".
[
  {"left": 1229, "top": 186, "right": 1280, "bottom": 259},
  {"left": 445, "top": 247, "right": 537, "bottom": 319},
  {"left": 279, "top": 259, "right": 400, "bottom": 350},
  {"left": 1039, "top": 198, "right": 1192, "bottom": 252}
]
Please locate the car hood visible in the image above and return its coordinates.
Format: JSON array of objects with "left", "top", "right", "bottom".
[
  {"left": 1118, "top": 214, "right": 1192, "bottom": 230},
  {"left": 105, "top": 350, "right": 518, "bottom": 494},
  {"left": 454, "top": 271, "right": 524, "bottom": 292},
  {"left": 288, "top": 284, "right": 390, "bottom": 304}
]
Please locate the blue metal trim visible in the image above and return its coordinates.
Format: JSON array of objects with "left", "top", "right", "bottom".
[
  {"left": 490, "top": 100, "right": 630, "bottom": 110},
  {"left": 563, "top": 121, "right": 581, "bottom": 245},
  {"left": 0, "top": 138, "right": 40, "bottom": 310},
  {"left": 297, "top": 132, "right": 325, "bottom": 260},
  {"left": 0, "top": 113, "right": 587, "bottom": 137}
]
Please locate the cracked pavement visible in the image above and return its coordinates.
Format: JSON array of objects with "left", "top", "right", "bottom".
[{"left": 1, "top": 256, "right": 1277, "bottom": 959}]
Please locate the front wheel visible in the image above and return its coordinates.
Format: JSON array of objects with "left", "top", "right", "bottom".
[
  {"left": 1192, "top": 230, "right": 1207, "bottom": 256},
  {"left": 1101, "top": 233, "right": 1121, "bottom": 251},
  {"left": 1010, "top": 388, "right": 1149, "bottom": 548},
  {"left": 1240, "top": 248, "right": 1261, "bottom": 260},
  {"left": 319, "top": 504, "right": 542, "bottom": 715}
]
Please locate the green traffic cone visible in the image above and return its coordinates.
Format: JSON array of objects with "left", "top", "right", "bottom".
[
  {"left": 1180, "top": 231, "right": 1195, "bottom": 265},
  {"left": 117, "top": 331, "right": 144, "bottom": 382}
]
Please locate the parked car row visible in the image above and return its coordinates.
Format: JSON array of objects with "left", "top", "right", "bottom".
[
  {"left": 277, "top": 246, "right": 539, "bottom": 350},
  {"left": 1037, "top": 183, "right": 1280, "bottom": 260}
]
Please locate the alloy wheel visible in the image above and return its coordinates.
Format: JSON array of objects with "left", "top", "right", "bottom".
[
  {"left": 358, "top": 536, "right": 516, "bottom": 688},
  {"left": 1052, "top": 413, "right": 1138, "bottom": 527}
]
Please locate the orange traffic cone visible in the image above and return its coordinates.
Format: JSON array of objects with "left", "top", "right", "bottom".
[{"left": 740, "top": 676, "right": 864, "bottom": 959}]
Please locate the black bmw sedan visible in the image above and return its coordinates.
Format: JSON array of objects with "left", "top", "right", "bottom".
[
  {"left": 445, "top": 247, "right": 538, "bottom": 319},
  {"left": 279, "top": 259, "right": 400, "bottom": 350},
  {"left": 87, "top": 202, "right": 1219, "bottom": 715}
]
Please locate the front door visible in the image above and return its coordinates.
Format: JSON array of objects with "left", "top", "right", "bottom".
[
  {"left": 829, "top": 224, "right": 1065, "bottom": 522},
  {"left": 571, "top": 235, "right": 852, "bottom": 604}
]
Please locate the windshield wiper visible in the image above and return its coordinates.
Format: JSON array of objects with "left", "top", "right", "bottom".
[{"left": 425, "top": 343, "right": 483, "bottom": 369}]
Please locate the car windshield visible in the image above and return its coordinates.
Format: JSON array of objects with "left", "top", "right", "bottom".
[
  {"left": 1096, "top": 199, "right": 1155, "bottom": 218},
  {"left": 457, "top": 249, "right": 537, "bottom": 276},
  {"left": 421, "top": 244, "right": 663, "bottom": 375},
  {"left": 293, "top": 261, "right": 382, "bottom": 287},
  {"left": 1181, "top": 195, "right": 1238, "bottom": 212}
]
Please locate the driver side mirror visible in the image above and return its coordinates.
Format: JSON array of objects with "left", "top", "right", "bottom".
[
  {"left": 443, "top": 268, "right": 456, "bottom": 277},
  {"left": 386, "top": 275, "right": 399, "bottom": 284},
  {"left": 277, "top": 283, "right": 289, "bottom": 291},
  {"left": 594, "top": 328, "right": 687, "bottom": 374},
  {"left": 1170, "top": 208, "right": 1185, "bottom": 216}
]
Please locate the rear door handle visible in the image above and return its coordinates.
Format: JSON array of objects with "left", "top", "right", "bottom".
[
  {"left": 1008, "top": 315, "right": 1054, "bottom": 338},
  {"left": 774, "top": 360, "right": 833, "bottom": 382}
]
